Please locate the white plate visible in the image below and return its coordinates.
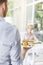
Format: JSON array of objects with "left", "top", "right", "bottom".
[{"left": 23, "top": 45, "right": 32, "bottom": 48}]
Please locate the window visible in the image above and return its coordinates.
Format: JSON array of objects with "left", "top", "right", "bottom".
[
  {"left": 26, "top": 0, "right": 34, "bottom": 26},
  {"left": 35, "top": 2, "right": 43, "bottom": 30},
  {"left": 25, "top": 0, "right": 43, "bottom": 31}
]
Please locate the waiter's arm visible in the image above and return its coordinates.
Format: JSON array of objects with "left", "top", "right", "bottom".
[{"left": 10, "top": 30, "right": 22, "bottom": 65}]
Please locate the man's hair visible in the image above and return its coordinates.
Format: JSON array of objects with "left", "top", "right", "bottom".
[{"left": 0, "top": 0, "right": 7, "bottom": 4}]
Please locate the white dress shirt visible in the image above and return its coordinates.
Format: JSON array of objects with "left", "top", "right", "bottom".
[{"left": 0, "top": 17, "right": 22, "bottom": 65}]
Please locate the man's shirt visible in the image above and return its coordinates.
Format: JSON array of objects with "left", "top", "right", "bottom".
[{"left": 0, "top": 17, "right": 21, "bottom": 65}]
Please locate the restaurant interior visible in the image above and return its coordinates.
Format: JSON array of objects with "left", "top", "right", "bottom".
[{"left": 4, "top": 0, "right": 43, "bottom": 65}]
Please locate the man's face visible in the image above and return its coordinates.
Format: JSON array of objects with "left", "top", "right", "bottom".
[
  {"left": 3, "top": 2, "right": 8, "bottom": 17},
  {"left": 0, "top": 1, "right": 8, "bottom": 17}
]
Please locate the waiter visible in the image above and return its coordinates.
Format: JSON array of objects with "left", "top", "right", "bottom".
[{"left": 0, "top": 0, "right": 22, "bottom": 65}]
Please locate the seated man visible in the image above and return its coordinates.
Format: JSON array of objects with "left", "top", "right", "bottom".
[{"left": 23, "top": 44, "right": 43, "bottom": 65}]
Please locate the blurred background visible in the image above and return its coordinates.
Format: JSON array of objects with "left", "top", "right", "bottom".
[{"left": 5, "top": 0, "right": 43, "bottom": 41}]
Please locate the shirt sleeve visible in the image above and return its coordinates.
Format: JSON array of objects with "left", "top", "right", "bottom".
[{"left": 10, "top": 29, "right": 22, "bottom": 65}]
